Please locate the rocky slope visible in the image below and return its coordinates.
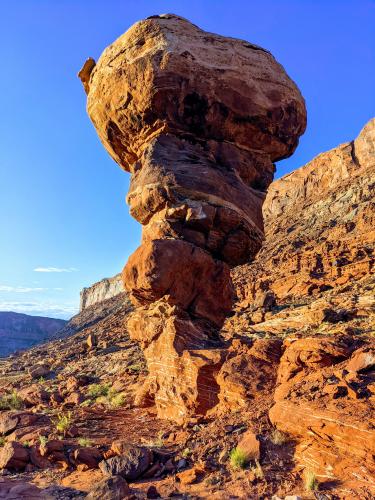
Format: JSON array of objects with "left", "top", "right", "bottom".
[
  {"left": 0, "top": 120, "right": 373, "bottom": 500},
  {"left": 0, "top": 312, "right": 66, "bottom": 357},
  {"left": 233, "top": 117, "right": 374, "bottom": 308}
]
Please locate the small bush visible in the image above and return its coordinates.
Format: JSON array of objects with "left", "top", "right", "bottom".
[
  {"left": 0, "top": 390, "right": 23, "bottom": 410},
  {"left": 127, "top": 363, "right": 142, "bottom": 373},
  {"left": 78, "top": 437, "right": 92, "bottom": 447},
  {"left": 80, "top": 399, "right": 92, "bottom": 407},
  {"left": 87, "top": 383, "right": 110, "bottom": 399},
  {"left": 23, "top": 441, "right": 32, "bottom": 448},
  {"left": 305, "top": 470, "right": 319, "bottom": 491},
  {"left": 53, "top": 412, "right": 73, "bottom": 436},
  {"left": 0, "top": 437, "right": 6, "bottom": 447},
  {"left": 86, "top": 383, "right": 125, "bottom": 408},
  {"left": 39, "top": 435, "right": 48, "bottom": 451},
  {"left": 182, "top": 448, "right": 191, "bottom": 458},
  {"left": 109, "top": 392, "right": 126, "bottom": 408},
  {"left": 251, "top": 459, "right": 264, "bottom": 479},
  {"left": 229, "top": 447, "right": 248, "bottom": 470},
  {"left": 270, "top": 428, "right": 289, "bottom": 446}
]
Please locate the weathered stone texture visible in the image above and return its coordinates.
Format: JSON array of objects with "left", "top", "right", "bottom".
[{"left": 80, "top": 13, "right": 306, "bottom": 421}]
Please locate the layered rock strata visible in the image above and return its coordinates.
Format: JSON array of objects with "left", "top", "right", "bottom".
[
  {"left": 234, "top": 118, "right": 375, "bottom": 307},
  {"left": 80, "top": 14, "right": 306, "bottom": 421}
]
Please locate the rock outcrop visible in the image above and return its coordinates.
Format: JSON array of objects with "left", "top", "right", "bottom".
[
  {"left": 80, "top": 14, "right": 306, "bottom": 421},
  {"left": 80, "top": 274, "right": 124, "bottom": 311},
  {"left": 269, "top": 338, "right": 375, "bottom": 494},
  {"left": 234, "top": 118, "right": 375, "bottom": 307}
]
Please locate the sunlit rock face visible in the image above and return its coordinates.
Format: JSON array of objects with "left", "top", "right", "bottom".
[{"left": 80, "top": 13, "right": 306, "bottom": 422}]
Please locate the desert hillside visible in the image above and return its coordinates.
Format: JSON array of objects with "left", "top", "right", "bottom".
[
  {"left": 0, "top": 117, "right": 373, "bottom": 499},
  {"left": 0, "top": 312, "right": 66, "bottom": 357}
]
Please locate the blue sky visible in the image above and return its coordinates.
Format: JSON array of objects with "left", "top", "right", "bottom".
[{"left": 0, "top": 0, "right": 374, "bottom": 319}]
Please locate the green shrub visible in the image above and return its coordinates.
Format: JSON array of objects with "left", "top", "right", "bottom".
[
  {"left": 87, "top": 383, "right": 110, "bottom": 399},
  {"left": 127, "top": 363, "right": 142, "bottom": 373},
  {"left": 182, "top": 448, "right": 191, "bottom": 458},
  {"left": 53, "top": 412, "right": 73, "bottom": 436},
  {"left": 305, "top": 470, "right": 319, "bottom": 491},
  {"left": 78, "top": 437, "right": 92, "bottom": 447},
  {"left": 86, "top": 383, "right": 125, "bottom": 408},
  {"left": 0, "top": 390, "right": 23, "bottom": 410},
  {"left": 0, "top": 437, "right": 6, "bottom": 447},
  {"left": 109, "top": 392, "right": 126, "bottom": 408},
  {"left": 229, "top": 447, "right": 248, "bottom": 470}
]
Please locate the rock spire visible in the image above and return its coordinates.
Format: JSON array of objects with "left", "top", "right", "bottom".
[{"left": 80, "top": 14, "right": 306, "bottom": 421}]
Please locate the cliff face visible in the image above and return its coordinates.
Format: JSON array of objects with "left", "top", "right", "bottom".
[
  {"left": 79, "top": 274, "right": 124, "bottom": 311},
  {"left": 0, "top": 312, "right": 66, "bottom": 357},
  {"left": 233, "top": 117, "right": 375, "bottom": 307}
]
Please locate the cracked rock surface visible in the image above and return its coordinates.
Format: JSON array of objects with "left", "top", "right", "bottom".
[{"left": 80, "top": 13, "right": 306, "bottom": 421}]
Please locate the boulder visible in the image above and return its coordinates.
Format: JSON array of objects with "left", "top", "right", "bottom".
[
  {"left": 0, "top": 412, "right": 20, "bottom": 435},
  {"left": 18, "top": 384, "right": 50, "bottom": 407},
  {"left": 346, "top": 348, "right": 375, "bottom": 373},
  {"left": 86, "top": 475, "right": 130, "bottom": 500},
  {"left": 82, "top": 14, "right": 306, "bottom": 173},
  {"left": 0, "top": 441, "right": 30, "bottom": 471},
  {"left": 64, "top": 391, "right": 84, "bottom": 406},
  {"left": 237, "top": 430, "right": 260, "bottom": 461},
  {"left": 177, "top": 465, "right": 205, "bottom": 485},
  {"left": 0, "top": 480, "right": 47, "bottom": 499},
  {"left": 29, "top": 445, "right": 52, "bottom": 469},
  {"left": 29, "top": 364, "right": 50, "bottom": 379},
  {"left": 73, "top": 447, "right": 102, "bottom": 469},
  {"left": 99, "top": 445, "right": 152, "bottom": 481}
]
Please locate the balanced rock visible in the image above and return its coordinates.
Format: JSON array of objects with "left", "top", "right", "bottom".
[{"left": 80, "top": 14, "right": 306, "bottom": 421}]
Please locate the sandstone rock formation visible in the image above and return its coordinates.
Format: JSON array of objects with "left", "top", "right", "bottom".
[
  {"left": 269, "top": 337, "right": 375, "bottom": 494},
  {"left": 80, "top": 14, "right": 306, "bottom": 421}
]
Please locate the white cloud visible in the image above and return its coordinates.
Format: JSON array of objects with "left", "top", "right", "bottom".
[
  {"left": 34, "top": 267, "right": 78, "bottom": 273},
  {"left": 0, "top": 285, "right": 46, "bottom": 293},
  {"left": 0, "top": 300, "right": 78, "bottom": 320}
]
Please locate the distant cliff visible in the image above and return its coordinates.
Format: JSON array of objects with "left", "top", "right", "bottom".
[
  {"left": 79, "top": 273, "right": 124, "bottom": 311},
  {"left": 0, "top": 312, "right": 66, "bottom": 357}
]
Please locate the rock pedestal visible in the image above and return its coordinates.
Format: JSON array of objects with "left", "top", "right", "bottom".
[{"left": 80, "top": 14, "right": 306, "bottom": 422}]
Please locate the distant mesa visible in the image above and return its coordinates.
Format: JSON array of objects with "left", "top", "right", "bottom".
[
  {"left": 0, "top": 312, "right": 66, "bottom": 357},
  {"left": 80, "top": 273, "right": 123, "bottom": 311}
]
